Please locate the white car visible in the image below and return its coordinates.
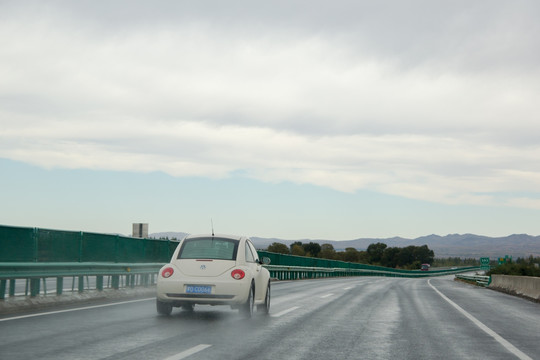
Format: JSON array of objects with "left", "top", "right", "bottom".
[{"left": 156, "top": 234, "right": 271, "bottom": 317}]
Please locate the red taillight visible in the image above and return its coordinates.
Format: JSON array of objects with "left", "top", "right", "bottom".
[
  {"left": 231, "top": 269, "right": 245, "bottom": 280},
  {"left": 161, "top": 267, "right": 174, "bottom": 278}
]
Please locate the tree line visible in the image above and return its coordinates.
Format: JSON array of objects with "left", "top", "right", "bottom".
[
  {"left": 432, "top": 257, "right": 480, "bottom": 267},
  {"left": 266, "top": 241, "right": 435, "bottom": 270},
  {"left": 488, "top": 256, "right": 540, "bottom": 277}
]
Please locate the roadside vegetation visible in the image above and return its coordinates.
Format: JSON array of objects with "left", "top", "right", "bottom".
[
  {"left": 432, "top": 257, "right": 480, "bottom": 267},
  {"left": 266, "top": 241, "right": 434, "bottom": 270},
  {"left": 488, "top": 256, "right": 540, "bottom": 277}
]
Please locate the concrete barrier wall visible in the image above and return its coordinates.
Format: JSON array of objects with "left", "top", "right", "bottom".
[{"left": 489, "top": 275, "right": 540, "bottom": 301}]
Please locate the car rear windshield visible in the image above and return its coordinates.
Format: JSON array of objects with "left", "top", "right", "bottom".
[{"left": 177, "top": 237, "right": 239, "bottom": 260}]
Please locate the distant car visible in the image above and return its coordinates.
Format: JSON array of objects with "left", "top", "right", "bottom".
[
  {"left": 421, "top": 263, "right": 430, "bottom": 271},
  {"left": 156, "top": 234, "right": 271, "bottom": 317}
]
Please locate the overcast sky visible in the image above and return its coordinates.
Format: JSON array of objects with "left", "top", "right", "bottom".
[{"left": 1, "top": 1, "right": 540, "bottom": 240}]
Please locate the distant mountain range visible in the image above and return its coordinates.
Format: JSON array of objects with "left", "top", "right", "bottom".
[{"left": 149, "top": 232, "right": 540, "bottom": 259}]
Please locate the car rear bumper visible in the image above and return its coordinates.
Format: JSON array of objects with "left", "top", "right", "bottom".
[{"left": 156, "top": 278, "right": 250, "bottom": 305}]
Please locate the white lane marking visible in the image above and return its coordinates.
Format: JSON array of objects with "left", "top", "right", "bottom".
[
  {"left": 163, "top": 344, "right": 212, "bottom": 360},
  {"left": 344, "top": 286, "right": 353, "bottom": 290},
  {"left": 0, "top": 298, "right": 154, "bottom": 322},
  {"left": 320, "top": 293, "right": 334, "bottom": 298},
  {"left": 271, "top": 306, "right": 300, "bottom": 318},
  {"left": 428, "top": 280, "right": 533, "bottom": 360}
]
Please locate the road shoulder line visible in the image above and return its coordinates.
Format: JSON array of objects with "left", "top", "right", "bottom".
[
  {"left": 427, "top": 279, "right": 532, "bottom": 360},
  {"left": 0, "top": 297, "right": 154, "bottom": 322}
]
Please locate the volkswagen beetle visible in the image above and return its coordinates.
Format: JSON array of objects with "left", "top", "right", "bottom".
[{"left": 156, "top": 234, "right": 271, "bottom": 317}]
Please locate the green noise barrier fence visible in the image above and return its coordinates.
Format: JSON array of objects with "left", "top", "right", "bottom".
[
  {"left": 0, "top": 224, "right": 179, "bottom": 299},
  {"left": 0, "top": 224, "right": 178, "bottom": 263}
]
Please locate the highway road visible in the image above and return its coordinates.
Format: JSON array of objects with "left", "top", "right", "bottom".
[{"left": 1, "top": 276, "right": 539, "bottom": 360}]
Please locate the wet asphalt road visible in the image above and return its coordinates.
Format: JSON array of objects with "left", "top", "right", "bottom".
[{"left": 1, "top": 276, "right": 539, "bottom": 360}]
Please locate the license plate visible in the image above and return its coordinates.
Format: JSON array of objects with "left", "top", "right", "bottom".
[{"left": 186, "top": 285, "right": 212, "bottom": 294}]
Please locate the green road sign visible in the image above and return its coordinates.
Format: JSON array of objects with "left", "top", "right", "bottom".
[
  {"left": 498, "top": 255, "right": 512, "bottom": 265},
  {"left": 480, "top": 257, "right": 490, "bottom": 271}
]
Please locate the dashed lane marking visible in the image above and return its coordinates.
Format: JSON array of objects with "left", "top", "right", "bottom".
[
  {"left": 163, "top": 344, "right": 212, "bottom": 360},
  {"left": 271, "top": 306, "right": 300, "bottom": 318}
]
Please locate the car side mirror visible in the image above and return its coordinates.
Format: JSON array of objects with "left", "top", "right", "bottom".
[{"left": 260, "top": 257, "right": 271, "bottom": 265}]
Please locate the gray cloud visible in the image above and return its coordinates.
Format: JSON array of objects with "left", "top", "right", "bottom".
[{"left": 1, "top": 0, "right": 540, "bottom": 209}]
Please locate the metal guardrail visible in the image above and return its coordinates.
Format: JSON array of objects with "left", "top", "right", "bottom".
[
  {"left": 0, "top": 262, "right": 164, "bottom": 299},
  {"left": 0, "top": 225, "right": 484, "bottom": 303},
  {"left": 455, "top": 274, "right": 491, "bottom": 287},
  {"left": 0, "top": 260, "right": 482, "bottom": 301},
  {"left": 265, "top": 265, "right": 481, "bottom": 281}
]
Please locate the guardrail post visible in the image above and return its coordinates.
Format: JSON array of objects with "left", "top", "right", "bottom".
[
  {"left": 57, "top": 277, "right": 63, "bottom": 295},
  {"left": 112, "top": 275, "right": 119, "bottom": 289},
  {"left": 30, "top": 278, "right": 40, "bottom": 297},
  {"left": 9, "top": 279, "right": 15, "bottom": 297},
  {"left": 78, "top": 276, "right": 84, "bottom": 293},
  {"left": 96, "top": 276, "right": 104, "bottom": 291},
  {"left": 0, "top": 280, "right": 6, "bottom": 299}
]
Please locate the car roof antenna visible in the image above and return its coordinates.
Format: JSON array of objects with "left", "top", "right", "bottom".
[{"left": 211, "top": 218, "right": 214, "bottom": 238}]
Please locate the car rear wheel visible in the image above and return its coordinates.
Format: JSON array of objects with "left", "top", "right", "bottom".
[
  {"left": 156, "top": 299, "right": 173, "bottom": 316},
  {"left": 241, "top": 282, "right": 254, "bottom": 318},
  {"left": 257, "top": 281, "right": 271, "bottom": 315}
]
